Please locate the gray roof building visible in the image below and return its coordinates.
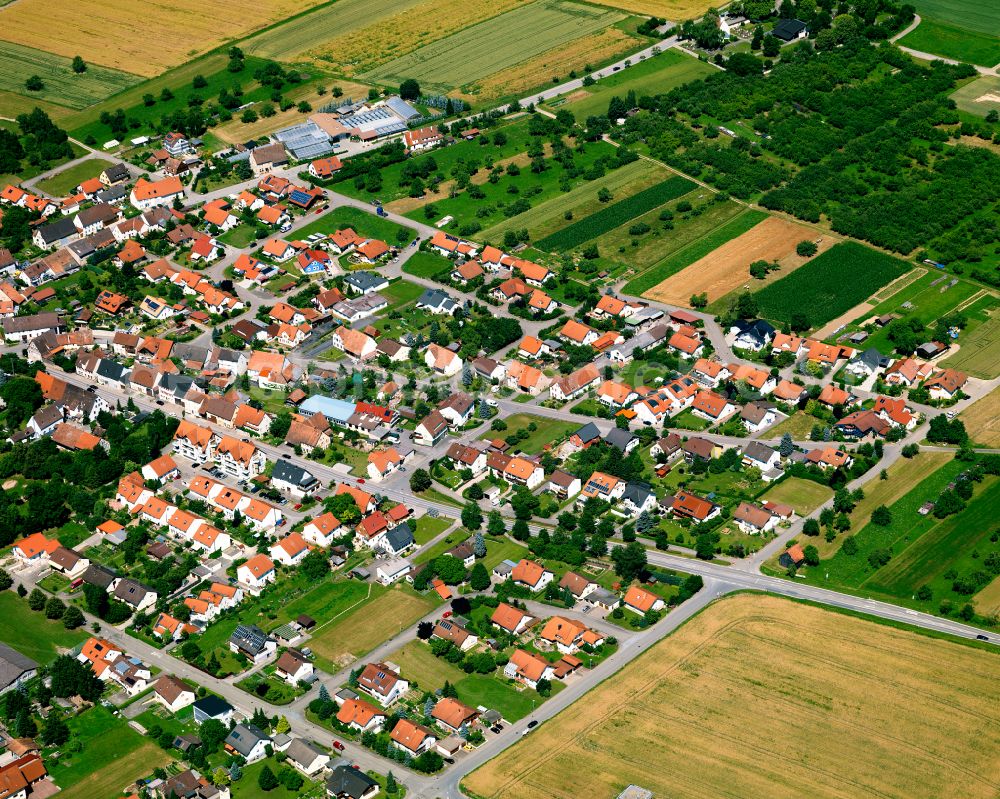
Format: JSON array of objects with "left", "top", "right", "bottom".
[
  {"left": 0, "top": 643, "right": 38, "bottom": 695},
  {"left": 326, "top": 765, "right": 379, "bottom": 799}
]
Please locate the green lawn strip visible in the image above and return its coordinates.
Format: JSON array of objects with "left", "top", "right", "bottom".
[
  {"left": 899, "top": 17, "right": 1000, "bottom": 68},
  {"left": 36, "top": 158, "right": 114, "bottom": 196},
  {"left": 481, "top": 539, "right": 530, "bottom": 570},
  {"left": 536, "top": 176, "right": 695, "bottom": 251},
  {"left": 219, "top": 225, "right": 259, "bottom": 249},
  {"left": 0, "top": 591, "right": 87, "bottom": 664},
  {"left": 415, "top": 529, "right": 470, "bottom": 565},
  {"left": 295, "top": 205, "right": 412, "bottom": 243},
  {"left": 754, "top": 242, "right": 911, "bottom": 330},
  {"left": 624, "top": 209, "right": 767, "bottom": 296}
]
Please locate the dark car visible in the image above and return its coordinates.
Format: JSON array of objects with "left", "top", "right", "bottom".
[{"left": 976, "top": 634, "right": 989, "bottom": 640}]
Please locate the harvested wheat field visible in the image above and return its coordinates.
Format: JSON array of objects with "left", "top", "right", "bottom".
[
  {"left": 646, "top": 216, "right": 830, "bottom": 306},
  {"left": 465, "top": 594, "right": 1000, "bottom": 799},
  {"left": 960, "top": 385, "right": 1000, "bottom": 447},
  {"left": 0, "top": 0, "right": 322, "bottom": 76},
  {"left": 586, "top": 0, "right": 721, "bottom": 17}
]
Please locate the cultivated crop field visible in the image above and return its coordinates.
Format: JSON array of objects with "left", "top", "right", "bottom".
[
  {"left": 298, "top": 0, "right": 523, "bottom": 77},
  {"left": 0, "top": 42, "right": 142, "bottom": 109},
  {"left": 644, "top": 216, "right": 828, "bottom": 307},
  {"left": 959, "top": 386, "right": 1000, "bottom": 447},
  {"left": 537, "top": 176, "right": 694, "bottom": 251},
  {"left": 624, "top": 208, "right": 767, "bottom": 296},
  {"left": 465, "top": 594, "right": 1000, "bottom": 799},
  {"left": 482, "top": 159, "right": 666, "bottom": 242},
  {"left": 899, "top": 0, "right": 1000, "bottom": 67},
  {"left": 941, "top": 307, "right": 1000, "bottom": 379},
  {"left": 462, "top": 27, "right": 640, "bottom": 104},
  {"left": 242, "top": 0, "right": 425, "bottom": 62},
  {"left": 585, "top": 0, "right": 719, "bottom": 15},
  {"left": 0, "top": 0, "right": 321, "bottom": 76},
  {"left": 753, "top": 242, "right": 910, "bottom": 330},
  {"left": 363, "top": 0, "right": 625, "bottom": 91},
  {"left": 951, "top": 76, "right": 1000, "bottom": 118},
  {"left": 547, "top": 48, "right": 715, "bottom": 120}
]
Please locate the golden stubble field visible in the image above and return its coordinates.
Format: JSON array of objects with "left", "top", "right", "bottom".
[
  {"left": 646, "top": 215, "right": 832, "bottom": 306},
  {"left": 464, "top": 594, "right": 1000, "bottom": 799},
  {"left": 0, "top": 0, "right": 323, "bottom": 76}
]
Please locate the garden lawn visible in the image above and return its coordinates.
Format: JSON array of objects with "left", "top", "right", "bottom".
[
  {"left": 308, "top": 585, "right": 436, "bottom": 670},
  {"left": 765, "top": 412, "right": 815, "bottom": 440},
  {"left": 761, "top": 477, "right": 832, "bottom": 516},
  {"left": 415, "top": 529, "right": 471, "bottom": 564},
  {"left": 753, "top": 242, "right": 910, "bottom": 330},
  {"left": 479, "top": 413, "right": 578, "bottom": 455},
  {"left": 218, "top": 225, "right": 258, "bottom": 249},
  {"left": 481, "top": 539, "right": 531, "bottom": 570},
  {"left": 294, "top": 206, "right": 412, "bottom": 243},
  {"left": 403, "top": 251, "right": 453, "bottom": 279},
  {"left": 0, "top": 591, "right": 87, "bottom": 664},
  {"left": 48, "top": 706, "right": 169, "bottom": 796},
  {"left": 381, "top": 279, "right": 425, "bottom": 309},
  {"left": 36, "top": 158, "right": 114, "bottom": 196},
  {"left": 234, "top": 759, "right": 319, "bottom": 799},
  {"left": 413, "top": 515, "right": 453, "bottom": 545}
]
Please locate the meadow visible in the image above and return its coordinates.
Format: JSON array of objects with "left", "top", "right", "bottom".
[
  {"left": 0, "top": 0, "right": 321, "bottom": 75},
  {"left": 585, "top": 0, "right": 720, "bottom": 15},
  {"left": 0, "top": 42, "right": 142, "bottom": 109},
  {"left": 760, "top": 477, "right": 832, "bottom": 516},
  {"left": 545, "top": 48, "right": 715, "bottom": 121},
  {"left": 536, "top": 175, "right": 694, "bottom": 250},
  {"left": 479, "top": 413, "right": 578, "bottom": 455},
  {"left": 623, "top": 208, "right": 767, "bottom": 296},
  {"left": 307, "top": 585, "right": 436, "bottom": 670},
  {"left": 753, "top": 242, "right": 910, "bottom": 330},
  {"left": 363, "top": 0, "right": 625, "bottom": 91},
  {"left": 465, "top": 593, "right": 1000, "bottom": 799},
  {"left": 294, "top": 206, "right": 413, "bottom": 243}
]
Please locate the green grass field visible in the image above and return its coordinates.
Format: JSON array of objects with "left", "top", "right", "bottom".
[
  {"left": 295, "top": 205, "right": 412, "bottom": 243},
  {"left": 950, "top": 76, "right": 1000, "bottom": 118},
  {"left": 480, "top": 413, "right": 578, "bottom": 455},
  {"left": 546, "top": 48, "right": 715, "bottom": 120},
  {"left": 624, "top": 208, "right": 767, "bottom": 296},
  {"left": 48, "top": 706, "right": 170, "bottom": 797},
  {"left": 364, "top": 0, "right": 625, "bottom": 90},
  {"left": 235, "top": 760, "right": 320, "bottom": 799},
  {"left": 762, "top": 477, "right": 833, "bottom": 516},
  {"left": 481, "top": 159, "right": 665, "bottom": 242},
  {"left": 0, "top": 41, "right": 142, "bottom": 109},
  {"left": 35, "top": 157, "right": 114, "bottom": 195},
  {"left": 0, "top": 591, "right": 88, "bottom": 664},
  {"left": 900, "top": 18, "right": 1000, "bottom": 67},
  {"left": 754, "top": 242, "right": 910, "bottom": 329},
  {"left": 242, "top": 0, "right": 424, "bottom": 60},
  {"left": 912, "top": 0, "right": 1000, "bottom": 35}
]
